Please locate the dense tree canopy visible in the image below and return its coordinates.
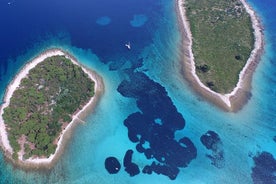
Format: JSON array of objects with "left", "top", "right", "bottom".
[{"left": 3, "top": 55, "right": 95, "bottom": 159}]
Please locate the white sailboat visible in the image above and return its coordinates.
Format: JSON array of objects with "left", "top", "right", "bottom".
[{"left": 125, "top": 42, "right": 131, "bottom": 50}]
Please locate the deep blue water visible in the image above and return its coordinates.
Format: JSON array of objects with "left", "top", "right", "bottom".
[{"left": 0, "top": 0, "right": 276, "bottom": 183}]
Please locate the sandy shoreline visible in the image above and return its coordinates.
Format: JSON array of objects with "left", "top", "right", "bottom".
[
  {"left": 177, "top": 0, "right": 264, "bottom": 111},
  {"left": 0, "top": 48, "right": 104, "bottom": 168}
]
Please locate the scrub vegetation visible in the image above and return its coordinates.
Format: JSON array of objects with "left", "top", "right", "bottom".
[
  {"left": 3, "top": 56, "right": 95, "bottom": 160},
  {"left": 185, "top": 0, "right": 254, "bottom": 93}
]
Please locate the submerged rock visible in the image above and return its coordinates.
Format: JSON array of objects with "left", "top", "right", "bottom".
[
  {"left": 105, "top": 157, "right": 121, "bottom": 174},
  {"left": 130, "top": 14, "right": 148, "bottom": 27},
  {"left": 96, "top": 16, "right": 111, "bottom": 26},
  {"left": 251, "top": 151, "right": 276, "bottom": 184},
  {"left": 117, "top": 72, "right": 197, "bottom": 180},
  {"left": 200, "top": 130, "right": 225, "bottom": 168},
  {"left": 142, "top": 162, "right": 179, "bottom": 180},
  {"left": 123, "top": 149, "right": 140, "bottom": 176}
]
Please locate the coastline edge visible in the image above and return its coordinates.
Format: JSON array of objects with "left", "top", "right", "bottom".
[
  {"left": 0, "top": 48, "right": 104, "bottom": 169},
  {"left": 176, "top": 0, "right": 265, "bottom": 112}
]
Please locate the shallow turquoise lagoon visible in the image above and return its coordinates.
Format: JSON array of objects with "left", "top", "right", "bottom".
[{"left": 0, "top": 0, "right": 275, "bottom": 183}]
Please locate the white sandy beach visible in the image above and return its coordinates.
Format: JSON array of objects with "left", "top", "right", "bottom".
[
  {"left": 0, "top": 48, "right": 102, "bottom": 165},
  {"left": 177, "top": 0, "right": 264, "bottom": 111}
]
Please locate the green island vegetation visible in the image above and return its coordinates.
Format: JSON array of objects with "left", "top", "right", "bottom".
[
  {"left": 184, "top": 0, "right": 254, "bottom": 93},
  {"left": 3, "top": 55, "right": 95, "bottom": 160}
]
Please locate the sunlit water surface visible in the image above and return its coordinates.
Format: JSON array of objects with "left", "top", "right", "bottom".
[{"left": 0, "top": 0, "right": 275, "bottom": 183}]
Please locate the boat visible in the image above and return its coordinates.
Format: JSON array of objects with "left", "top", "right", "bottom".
[{"left": 125, "top": 42, "right": 131, "bottom": 50}]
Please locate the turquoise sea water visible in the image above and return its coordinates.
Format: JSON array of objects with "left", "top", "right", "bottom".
[{"left": 0, "top": 0, "right": 275, "bottom": 183}]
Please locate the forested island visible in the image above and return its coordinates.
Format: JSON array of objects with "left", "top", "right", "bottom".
[
  {"left": 178, "top": 0, "right": 264, "bottom": 111},
  {"left": 1, "top": 52, "right": 98, "bottom": 163},
  {"left": 185, "top": 0, "right": 254, "bottom": 93}
]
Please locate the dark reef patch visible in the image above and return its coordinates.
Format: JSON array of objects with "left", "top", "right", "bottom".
[
  {"left": 273, "top": 136, "right": 276, "bottom": 143},
  {"left": 123, "top": 149, "right": 140, "bottom": 176},
  {"left": 142, "top": 162, "right": 180, "bottom": 180},
  {"left": 132, "top": 58, "right": 144, "bottom": 69},
  {"left": 117, "top": 71, "right": 197, "bottom": 180},
  {"left": 108, "top": 59, "right": 127, "bottom": 71},
  {"left": 200, "top": 130, "right": 224, "bottom": 168},
  {"left": 105, "top": 157, "right": 121, "bottom": 174},
  {"left": 251, "top": 152, "right": 276, "bottom": 184}
]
